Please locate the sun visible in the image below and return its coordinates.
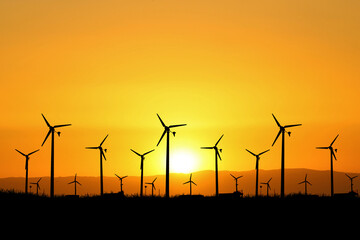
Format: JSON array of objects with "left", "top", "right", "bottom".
[{"left": 171, "top": 150, "right": 197, "bottom": 174}]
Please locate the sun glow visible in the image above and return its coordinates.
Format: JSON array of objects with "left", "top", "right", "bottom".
[{"left": 171, "top": 150, "right": 197, "bottom": 174}]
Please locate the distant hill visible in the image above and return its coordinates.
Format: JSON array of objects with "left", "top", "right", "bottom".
[{"left": 0, "top": 169, "right": 358, "bottom": 197}]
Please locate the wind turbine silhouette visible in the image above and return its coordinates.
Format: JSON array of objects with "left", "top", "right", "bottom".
[
  {"left": 261, "top": 177, "right": 272, "bottom": 197},
  {"left": 230, "top": 174, "right": 242, "bottom": 193},
  {"left": 146, "top": 177, "right": 157, "bottom": 197},
  {"left": 15, "top": 148, "right": 40, "bottom": 194},
  {"left": 130, "top": 149, "right": 154, "bottom": 197},
  {"left": 68, "top": 173, "right": 82, "bottom": 196},
  {"left": 201, "top": 134, "right": 224, "bottom": 197},
  {"left": 86, "top": 134, "right": 109, "bottom": 196},
  {"left": 41, "top": 114, "right": 71, "bottom": 198},
  {"left": 115, "top": 174, "right": 128, "bottom": 193},
  {"left": 316, "top": 134, "right": 339, "bottom": 197},
  {"left": 298, "top": 174, "right": 312, "bottom": 195},
  {"left": 271, "top": 114, "right": 301, "bottom": 198},
  {"left": 30, "top": 177, "right": 42, "bottom": 196},
  {"left": 183, "top": 173, "right": 197, "bottom": 196},
  {"left": 156, "top": 114, "right": 186, "bottom": 198},
  {"left": 345, "top": 173, "right": 357, "bottom": 193},
  {"left": 245, "top": 149, "right": 270, "bottom": 197}
]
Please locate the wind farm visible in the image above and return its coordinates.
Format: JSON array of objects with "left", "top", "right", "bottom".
[{"left": 1, "top": 0, "right": 360, "bottom": 207}]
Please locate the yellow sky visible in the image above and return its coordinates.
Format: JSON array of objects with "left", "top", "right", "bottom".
[{"left": 1, "top": 0, "right": 360, "bottom": 178}]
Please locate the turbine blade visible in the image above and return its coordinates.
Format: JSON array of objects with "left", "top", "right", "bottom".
[
  {"left": 215, "top": 134, "right": 224, "bottom": 146},
  {"left": 230, "top": 174, "right": 236, "bottom": 179},
  {"left": 272, "top": 114, "right": 281, "bottom": 127},
  {"left": 153, "top": 177, "right": 157, "bottom": 183},
  {"left": 192, "top": 181, "right": 197, "bottom": 186},
  {"left": 15, "top": 149, "right": 26, "bottom": 156},
  {"left": 201, "top": 147, "right": 213, "bottom": 149},
  {"left": 130, "top": 149, "right": 141, "bottom": 156},
  {"left": 28, "top": 149, "right": 40, "bottom": 156},
  {"left": 216, "top": 149, "right": 222, "bottom": 160},
  {"left": 245, "top": 149, "right": 256, "bottom": 156},
  {"left": 101, "top": 149, "right": 107, "bottom": 160},
  {"left": 258, "top": 149, "right": 270, "bottom": 156},
  {"left": 316, "top": 147, "right": 328, "bottom": 149},
  {"left": 115, "top": 174, "right": 120, "bottom": 179},
  {"left": 41, "top": 130, "right": 52, "bottom": 146},
  {"left": 345, "top": 173, "right": 351, "bottom": 179},
  {"left": 68, "top": 181, "right": 75, "bottom": 184},
  {"left": 143, "top": 149, "right": 155, "bottom": 156},
  {"left": 331, "top": 149, "right": 337, "bottom": 160},
  {"left": 157, "top": 114, "right": 166, "bottom": 127},
  {"left": 86, "top": 147, "right": 98, "bottom": 149},
  {"left": 330, "top": 134, "right": 339, "bottom": 147},
  {"left": 284, "top": 124, "right": 302, "bottom": 128},
  {"left": 183, "top": 181, "right": 190, "bottom": 185},
  {"left": 54, "top": 124, "right": 71, "bottom": 128},
  {"left": 272, "top": 130, "right": 282, "bottom": 146},
  {"left": 100, "top": 134, "right": 109, "bottom": 147},
  {"left": 41, "top": 114, "right": 51, "bottom": 127},
  {"left": 169, "top": 124, "right": 187, "bottom": 128},
  {"left": 298, "top": 181, "right": 305, "bottom": 185},
  {"left": 156, "top": 130, "right": 166, "bottom": 146}
]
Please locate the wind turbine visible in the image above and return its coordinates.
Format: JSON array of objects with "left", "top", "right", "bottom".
[
  {"left": 298, "top": 174, "right": 312, "bottom": 195},
  {"left": 15, "top": 148, "right": 40, "bottom": 194},
  {"left": 41, "top": 114, "right": 71, "bottom": 198},
  {"left": 345, "top": 174, "right": 357, "bottom": 193},
  {"left": 245, "top": 149, "right": 270, "bottom": 197},
  {"left": 86, "top": 134, "right": 108, "bottom": 196},
  {"left": 156, "top": 114, "right": 186, "bottom": 198},
  {"left": 130, "top": 149, "right": 154, "bottom": 197},
  {"left": 271, "top": 114, "right": 301, "bottom": 198},
  {"left": 68, "top": 173, "right": 82, "bottom": 196},
  {"left": 30, "top": 177, "right": 42, "bottom": 196},
  {"left": 115, "top": 174, "right": 128, "bottom": 193},
  {"left": 230, "top": 174, "right": 242, "bottom": 193},
  {"left": 146, "top": 177, "right": 157, "bottom": 197},
  {"left": 261, "top": 177, "right": 272, "bottom": 197},
  {"left": 316, "top": 134, "right": 339, "bottom": 197},
  {"left": 201, "top": 134, "right": 224, "bottom": 197},
  {"left": 183, "top": 173, "right": 197, "bottom": 196}
]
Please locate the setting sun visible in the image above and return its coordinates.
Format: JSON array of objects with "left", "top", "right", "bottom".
[{"left": 171, "top": 150, "right": 197, "bottom": 174}]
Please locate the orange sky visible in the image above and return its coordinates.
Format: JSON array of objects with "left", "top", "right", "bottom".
[{"left": 1, "top": 0, "right": 359, "bottom": 179}]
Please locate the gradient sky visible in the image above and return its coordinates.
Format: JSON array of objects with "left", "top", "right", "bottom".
[{"left": 1, "top": 0, "right": 359, "bottom": 178}]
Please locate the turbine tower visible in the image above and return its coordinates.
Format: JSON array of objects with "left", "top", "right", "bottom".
[
  {"left": 15, "top": 148, "right": 40, "bottom": 194},
  {"left": 245, "top": 149, "right": 270, "bottom": 197},
  {"left": 298, "top": 174, "right": 312, "bottom": 195},
  {"left": 201, "top": 134, "right": 224, "bottom": 197},
  {"left": 130, "top": 149, "right": 154, "bottom": 197},
  {"left": 86, "top": 134, "right": 108, "bottom": 196},
  {"left": 271, "top": 114, "right": 301, "bottom": 198},
  {"left": 68, "top": 173, "right": 82, "bottom": 196},
  {"left": 41, "top": 114, "right": 71, "bottom": 198},
  {"left": 316, "top": 134, "right": 339, "bottom": 197},
  {"left": 156, "top": 114, "right": 186, "bottom": 198},
  {"left": 230, "top": 174, "right": 243, "bottom": 193},
  {"left": 183, "top": 173, "right": 197, "bottom": 196}
]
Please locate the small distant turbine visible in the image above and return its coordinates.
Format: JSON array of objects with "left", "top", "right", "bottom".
[
  {"left": 316, "top": 134, "right": 339, "bottom": 197},
  {"left": 201, "top": 134, "right": 224, "bottom": 197},
  {"left": 15, "top": 148, "right": 40, "bottom": 194},
  {"left": 345, "top": 173, "right": 358, "bottom": 193},
  {"left": 115, "top": 174, "right": 128, "bottom": 193},
  {"left": 183, "top": 173, "right": 197, "bottom": 196},
  {"left": 298, "top": 174, "right": 312, "bottom": 195},
  {"left": 68, "top": 173, "right": 82, "bottom": 196},
  {"left": 130, "top": 149, "right": 154, "bottom": 197},
  {"left": 145, "top": 177, "right": 157, "bottom": 197},
  {"left": 261, "top": 177, "right": 272, "bottom": 197},
  {"left": 86, "top": 134, "right": 109, "bottom": 196},
  {"left": 230, "top": 174, "right": 243, "bottom": 193},
  {"left": 30, "top": 177, "right": 42, "bottom": 196}
]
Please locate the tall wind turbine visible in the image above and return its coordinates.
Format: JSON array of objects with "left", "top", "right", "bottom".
[
  {"left": 201, "top": 134, "right": 224, "bottom": 197},
  {"left": 41, "top": 114, "right": 71, "bottom": 198},
  {"left": 183, "top": 173, "right": 197, "bottom": 196},
  {"left": 316, "top": 134, "right": 339, "bottom": 197},
  {"left": 271, "top": 114, "right": 301, "bottom": 198},
  {"left": 245, "top": 149, "right": 270, "bottom": 197},
  {"left": 115, "top": 174, "right": 128, "bottom": 193},
  {"left": 30, "top": 177, "right": 42, "bottom": 196},
  {"left": 156, "top": 114, "right": 186, "bottom": 198},
  {"left": 230, "top": 174, "right": 242, "bottom": 193},
  {"left": 345, "top": 174, "right": 357, "bottom": 193},
  {"left": 146, "top": 177, "right": 157, "bottom": 197},
  {"left": 298, "top": 174, "right": 312, "bottom": 195},
  {"left": 261, "top": 177, "right": 272, "bottom": 197},
  {"left": 130, "top": 149, "right": 154, "bottom": 197},
  {"left": 15, "top": 148, "right": 40, "bottom": 194},
  {"left": 68, "top": 173, "right": 82, "bottom": 196},
  {"left": 86, "top": 134, "right": 108, "bottom": 196}
]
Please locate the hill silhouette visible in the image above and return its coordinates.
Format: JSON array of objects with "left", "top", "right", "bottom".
[{"left": 0, "top": 168, "right": 358, "bottom": 197}]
